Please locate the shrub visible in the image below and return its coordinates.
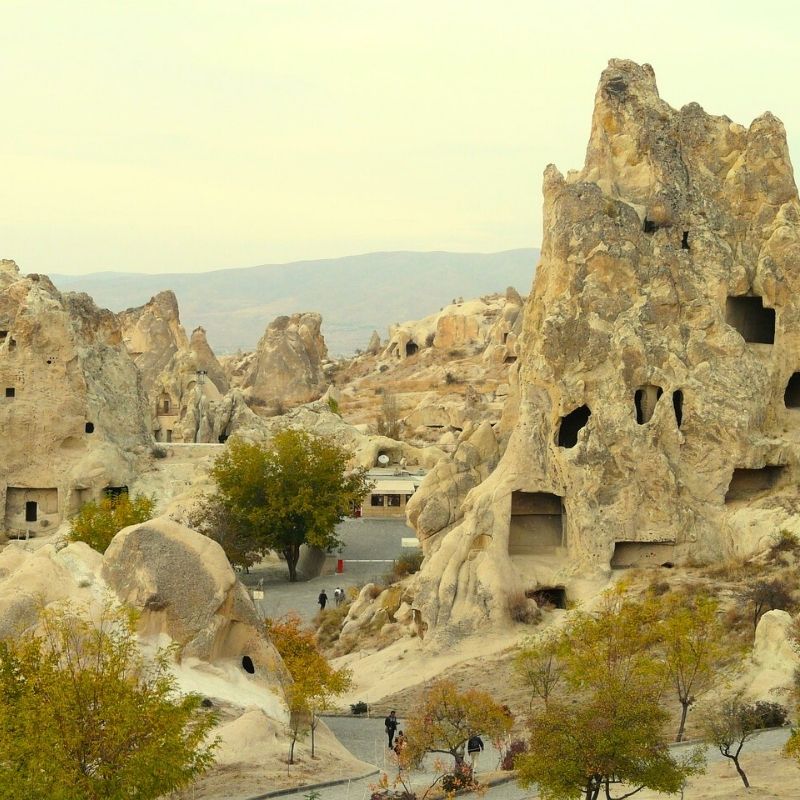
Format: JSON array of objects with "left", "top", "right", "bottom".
[
  {"left": 151, "top": 445, "right": 168, "bottom": 459},
  {"left": 315, "top": 602, "right": 351, "bottom": 649},
  {"left": 441, "top": 763, "right": 476, "bottom": 792},
  {"left": 444, "top": 371, "right": 461, "bottom": 385},
  {"left": 751, "top": 701, "right": 788, "bottom": 728},
  {"left": 648, "top": 580, "right": 671, "bottom": 596},
  {"left": 68, "top": 493, "right": 155, "bottom": 554},
  {"left": 425, "top": 332, "right": 435, "bottom": 347},
  {"left": 769, "top": 530, "right": 800, "bottom": 560},
  {"left": 326, "top": 397, "right": 342, "bottom": 416},
  {"left": 501, "top": 739, "right": 528, "bottom": 770},
  {"left": 389, "top": 551, "right": 424, "bottom": 581},
  {"left": 350, "top": 701, "right": 369, "bottom": 715},
  {"left": 507, "top": 591, "right": 542, "bottom": 625}
]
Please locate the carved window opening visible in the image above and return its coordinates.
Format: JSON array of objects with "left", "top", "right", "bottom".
[
  {"left": 634, "top": 385, "right": 662, "bottom": 424},
  {"left": 85, "top": 422, "right": 94, "bottom": 433},
  {"left": 0, "top": 330, "right": 7, "bottom": 341},
  {"left": 25, "top": 502, "right": 37, "bottom": 523},
  {"left": 526, "top": 586, "right": 567, "bottom": 609},
  {"left": 241, "top": 656, "right": 255, "bottom": 674},
  {"left": 784, "top": 373, "right": 800, "bottom": 408},
  {"left": 725, "top": 466, "right": 785, "bottom": 503},
  {"left": 725, "top": 296, "right": 775, "bottom": 344},
  {"left": 5, "top": 387, "right": 14, "bottom": 398},
  {"left": 405, "top": 341, "right": 418, "bottom": 357},
  {"left": 502, "top": 331, "right": 510, "bottom": 343},
  {"left": 509, "top": 491, "right": 564, "bottom": 554},
  {"left": 611, "top": 541, "right": 676, "bottom": 568},
  {"left": 504, "top": 355, "right": 517, "bottom": 364},
  {"left": 672, "top": 390, "right": 683, "bottom": 427},
  {"left": 159, "top": 395, "right": 171, "bottom": 414},
  {"left": 557, "top": 405, "right": 591, "bottom": 448},
  {"left": 681, "top": 231, "right": 690, "bottom": 250}
]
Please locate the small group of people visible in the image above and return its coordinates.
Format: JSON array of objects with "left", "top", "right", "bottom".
[{"left": 317, "top": 587, "right": 346, "bottom": 611}]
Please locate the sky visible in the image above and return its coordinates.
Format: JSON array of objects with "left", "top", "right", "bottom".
[{"left": 2, "top": 1, "right": 799, "bottom": 276}]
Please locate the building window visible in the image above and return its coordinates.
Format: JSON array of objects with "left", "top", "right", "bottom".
[
  {"left": 370, "top": 494, "right": 385, "bottom": 507},
  {"left": 387, "top": 494, "right": 401, "bottom": 507}
]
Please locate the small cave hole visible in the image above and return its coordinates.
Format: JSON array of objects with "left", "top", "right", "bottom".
[
  {"left": 784, "top": 373, "right": 800, "bottom": 408},
  {"left": 725, "top": 296, "right": 775, "bottom": 344},
  {"left": 405, "top": 341, "right": 418, "bottom": 357},
  {"left": 241, "top": 655, "right": 255, "bottom": 674},
  {"left": 634, "top": 385, "right": 662, "bottom": 425},
  {"left": 557, "top": 405, "right": 591, "bottom": 448},
  {"left": 0, "top": 330, "right": 7, "bottom": 341},
  {"left": 218, "top": 432, "right": 229, "bottom": 443},
  {"left": 672, "top": 390, "right": 683, "bottom": 427},
  {"left": 85, "top": 422, "right": 94, "bottom": 434},
  {"left": 201, "top": 697, "right": 214, "bottom": 708},
  {"left": 5, "top": 387, "right": 15, "bottom": 398},
  {"left": 643, "top": 218, "right": 658, "bottom": 234},
  {"left": 504, "top": 355, "right": 517, "bottom": 364},
  {"left": 526, "top": 587, "right": 567, "bottom": 609},
  {"left": 681, "top": 231, "right": 690, "bottom": 250}
]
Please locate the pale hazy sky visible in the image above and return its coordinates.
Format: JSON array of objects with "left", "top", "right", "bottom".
[{"left": 2, "top": 1, "right": 799, "bottom": 275}]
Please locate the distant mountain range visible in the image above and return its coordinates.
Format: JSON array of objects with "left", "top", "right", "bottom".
[{"left": 51, "top": 249, "right": 539, "bottom": 355}]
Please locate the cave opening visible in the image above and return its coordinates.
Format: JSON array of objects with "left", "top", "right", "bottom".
[
  {"left": 557, "top": 405, "right": 591, "bottom": 448},
  {"left": 634, "top": 385, "right": 662, "bottom": 424},
  {"left": 672, "top": 390, "right": 684, "bottom": 427},
  {"left": 725, "top": 296, "right": 775, "bottom": 344},
  {"left": 509, "top": 492, "right": 564, "bottom": 554},
  {"left": 784, "top": 373, "right": 800, "bottom": 408},
  {"left": 724, "top": 466, "right": 785, "bottom": 503}
]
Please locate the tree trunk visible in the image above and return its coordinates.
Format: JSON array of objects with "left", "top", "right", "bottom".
[
  {"left": 285, "top": 546, "right": 299, "bottom": 582},
  {"left": 732, "top": 756, "right": 749, "bottom": 788},
  {"left": 311, "top": 714, "right": 316, "bottom": 758},
  {"left": 289, "top": 734, "right": 296, "bottom": 767},
  {"left": 676, "top": 701, "right": 689, "bottom": 742}
]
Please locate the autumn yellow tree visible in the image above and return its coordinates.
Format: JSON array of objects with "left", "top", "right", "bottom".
[
  {"left": 68, "top": 492, "right": 154, "bottom": 554},
  {"left": 655, "top": 592, "right": 732, "bottom": 742},
  {"left": 0, "top": 602, "right": 216, "bottom": 800},
  {"left": 266, "top": 614, "right": 352, "bottom": 763},
  {"left": 516, "top": 591, "right": 704, "bottom": 800}
]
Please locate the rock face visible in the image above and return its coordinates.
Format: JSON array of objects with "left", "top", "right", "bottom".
[
  {"left": 412, "top": 60, "right": 800, "bottom": 639},
  {"left": 242, "top": 312, "right": 329, "bottom": 414},
  {"left": 0, "top": 261, "right": 151, "bottom": 539}
]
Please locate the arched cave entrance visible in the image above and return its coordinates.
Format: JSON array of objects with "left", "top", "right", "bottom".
[
  {"left": 634, "top": 385, "right": 662, "bottom": 424},
  {"left": 557, "top": 405, "right": 591, "bottom": 448},
  {"left": 405, "top": 341, "right": 419, "bottom": 357},
  {"left": 784, "top": 373, "right": 800, "bottom": 408}
]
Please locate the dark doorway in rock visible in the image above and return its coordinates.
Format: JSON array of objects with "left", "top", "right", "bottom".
[
  {"left": 5, "top": 387, "right": 14, "bottom": 398},
  {"left": 103, "top": 486, "right": 129, "bottom": 500},
  {"left": 405, "top": 341, "right": 418, "bottom": 357},
  {"left": 526, "top": 587, "right": 567, "bottom": 609},
  {"left": 85, "top": 422, "right": 94, "bottom": 433},
  {"left": 725, "top": 466, "right": 785, "bottom": 503},
  {"left": 634, "top": 385, "right": 662, "bottom": 424},
  {"left": 672, "top": 390, "right": 684, "bottom": 427},
  {"left": 25, "top": 502, "right": 37, "bottom": 523},
  {"left": 241, "top": 656, "right": 255, "bottom": 674},
  {"left": 509, "top": 492, "right": 564, "bottom": 554},
  {"left": 681, "top": 231, "right": 690, "bottom": 250},
  {"left": 218, "top": 433, "right": 229, "bottom": 443},
  {"left": 725, "top": 296, "right": 775, "bottom": 344},
  {"left": 166, "top": 430, "right": 172, "bottom": 443},
  {"left": 557, "top": 405, "right": 591, "bottom": 448},
  {"left": 0, "top": 330, "right": 6, "bottom": 341},
  {"left": 611, "top": 541, "right": 675, "bottom": 568},
  {"left": 643, "top": 218, "right": 658, "bottom": 234},
  {"left": 784, "top": 373, "right": 800, "bottom": 407}
]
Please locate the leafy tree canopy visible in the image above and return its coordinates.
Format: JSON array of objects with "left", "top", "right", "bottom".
[
  {"left": 203, "top": 431, "right": 371, "bottom": 580},
  {"left": 0, "top": 602, "right": 216, "bottom": 800},
  {"left": 68, "top": 492, "right": 155, "bottom": 554}
]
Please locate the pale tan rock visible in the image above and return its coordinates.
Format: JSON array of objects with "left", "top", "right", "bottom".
[
  {"left": 0, "top": 265, "right": 152, "bottom": 538},
  {"left": 242, "top": 312, "right": 329, "bottom": 413},
  {"left": 411, "top": 59, "right": 800, "bottom": 640}
]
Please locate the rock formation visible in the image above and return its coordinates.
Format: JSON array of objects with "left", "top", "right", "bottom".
[
  {"left": 0, "top": 261, "right": 151, "bottom": 540},
  {"left": 411, "top": 60, "right": 800, "bottom": 640},
  {"left": 241, "top": 312, "right": 329, "bottom": 414}
]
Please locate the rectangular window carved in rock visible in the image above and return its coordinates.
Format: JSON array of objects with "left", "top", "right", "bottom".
[
  {"left": 725, "top": 296, "right": 775, "bottom": 344},
  {"left": 725, "top": 466, "right": 784, "bottom": 503},
  {"left": 611, "top": 541, "right": 675, "bottom": 568},
  {"left": 509, "top": 491, "right": 564, "bottom": 554},
  {"left": 5, "top": 387, "right": 14, "bottom": 398}
]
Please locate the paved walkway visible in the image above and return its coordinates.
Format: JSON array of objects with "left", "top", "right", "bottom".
[
  {"left": 241, "top": 518, "right": 411, "bottom": 624},
  {"left": 250, "top": 727, "right": 791, "bottom": 800}
]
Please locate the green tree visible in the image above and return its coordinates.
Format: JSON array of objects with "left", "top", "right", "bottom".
[
  {"left": 516, "top": 591, "right": 703, "bottom": 800},
  {"left": 656, "top": 592, "right": 731, "bottom": 742},
  {"left": 266, "top": 614, "right": 352, "bottom": 763},
  {"left": 205, "top": 431, "right": 371, "bottom": 581},
  {"left": 68, "top": 492, "right": 155, "bottom": 554},
  {"left": 0, "top": 602, "right": 217, "bottom": 800}
]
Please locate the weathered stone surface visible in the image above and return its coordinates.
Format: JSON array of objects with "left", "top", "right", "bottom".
[
  {"left": 242, "top": 312, "right": 329, "bottom": 413},
  {"left": 411, "top": 60, "right": 800, "bottom": 640},
  {"left": 366, "top": 330, "right": 382, "bottom": 355},
  {"left": 0, "top": 262, "right": 151, "bottom": 538}
]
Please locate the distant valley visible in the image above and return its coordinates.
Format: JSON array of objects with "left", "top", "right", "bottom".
[{"left": 51, "top": 249, "right": 539, "bottom": 355}]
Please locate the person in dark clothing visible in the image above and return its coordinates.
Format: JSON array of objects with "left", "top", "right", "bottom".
[
  {"left": 467, "top": 734, "right": 484, "bottom": 771},
  {"left": 318, "top": 590, "right": 328, "bottom": 610},
  {"left": 385, "top": 710, "right": 398, "bottom": 747}
]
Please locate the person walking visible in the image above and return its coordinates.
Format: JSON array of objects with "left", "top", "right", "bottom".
[
  {"left": 318, "top": 589, "right": 328, "bottom": 611},
  {"left": 334, "top": 586, "right": 344, "bottom": 607},
  {"left": 467, "top": 734, "right": 484, "bottom": 773},
  {"left": 385, "top": 710, "right": 398, "bottom": 748}
]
